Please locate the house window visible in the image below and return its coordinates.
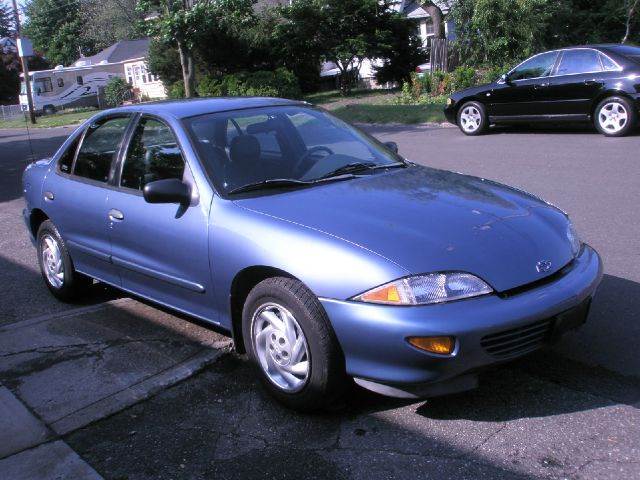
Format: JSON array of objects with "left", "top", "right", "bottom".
[
  {"left": 76, "top": 76, "right": 84, "bottom": 85},
  {"left": 57, "top": 78, "right": 64, "bottom": 88},
  {"left": 425, "top": 18, "right": 435, "bottom": 36}
]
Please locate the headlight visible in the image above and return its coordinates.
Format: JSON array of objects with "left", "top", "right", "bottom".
[
  {"left": 446, "top": 98, "right": 453, "bottom": 106},
  {"left": 566, "top": 220, "right": 581, "bottom": 256},
  {"left": 352, "top": 272, "right": 493, "bottom": 306}
]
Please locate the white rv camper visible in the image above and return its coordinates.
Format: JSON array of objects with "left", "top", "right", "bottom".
[
  {"left": 20, "top": 62, "right": 123, "bottom": 114},
  {"left": 19, "top": 39, "right": 163, "bottom": 114}
]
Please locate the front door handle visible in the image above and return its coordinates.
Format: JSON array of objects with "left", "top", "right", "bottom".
[
  {"left": 584, "top": 80, "right": 599, "bottom": 86},
  {"left": 43, "top": 191, "right": 54, "bottom": 201},
  {"left": 534, "top": 82, "right": 549, "bottom": 88},
  {"left": 108, "top": 209, "right": 124, "bottom": 221}
]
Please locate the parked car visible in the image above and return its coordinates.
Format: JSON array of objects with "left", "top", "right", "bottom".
[
  {"left": 23, "top": 98, "right": 602, "bottom": 411},
  {"left": 415, "top": 62, "right": 432, "bottom": 76},
  {"left": 445, "top": 44, "right": 640, "bottom": 136}
]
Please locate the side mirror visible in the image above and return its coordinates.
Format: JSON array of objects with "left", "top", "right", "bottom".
[
  {"left": 500, "top": 73, "right": 512, "bottom": 85},
  {"left": 384, "top": 141, "right": 398, "bottom": 154},
  {"left": 143, "top": 178, "right": 190, "bottom": 204}
]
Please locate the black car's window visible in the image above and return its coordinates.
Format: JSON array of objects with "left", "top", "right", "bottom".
[
  {"left": 58, "top": 136, "right": 81, "bottom": 174},
  {"left": 185, "top": 106, "right": 402, "bottom": 194},
  {"left": 120, "top": 117, "right": 185, "bottom": 191},
  {"left": 600, "top": 53, "right": 619, "bottom": 71},
  {"left": 509, "top": 52, "right": 558, "bottom": 80},
  {"left": 73, "top": 117, "right": 130, "bottom": 182},
  {"left": 557, "top": 49, "right": 602, "bottom": 75}
]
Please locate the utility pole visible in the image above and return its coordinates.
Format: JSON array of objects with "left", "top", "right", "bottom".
[{"left": 11, "top": 0, "right": 36, "bottom": 124}]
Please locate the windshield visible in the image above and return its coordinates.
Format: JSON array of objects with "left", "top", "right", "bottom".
[{"left": 184, "top": 105, "right": 403, "bottom": 194}]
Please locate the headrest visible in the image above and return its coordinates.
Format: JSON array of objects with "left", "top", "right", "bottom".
[{"left": 230, "top": 135, "right": 260, "bottom": 164}]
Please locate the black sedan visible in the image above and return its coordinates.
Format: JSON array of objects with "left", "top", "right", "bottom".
[{"left": 444, "top": 44, "right": 640, "bottom": 137}]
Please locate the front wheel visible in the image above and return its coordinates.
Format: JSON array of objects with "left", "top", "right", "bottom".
[
  {"left": 457, "top": 101, "right": 488, "bottom": 136},
  {"left": 594, "top": 96, "right": 636, "bottom": 137},
  {"left": 242, "top": 277, "right": 348, "bottom": 411}
]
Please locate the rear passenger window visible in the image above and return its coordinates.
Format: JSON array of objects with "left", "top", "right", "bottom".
[
  {"left": 557, "top": 50, "right": 602, "bottom": 75},
  {"left": 120, "top": 117, "right": 185, "bottom": 190},
  {"left": 73, "top": 117, "right": 130, "bottom": 182}
]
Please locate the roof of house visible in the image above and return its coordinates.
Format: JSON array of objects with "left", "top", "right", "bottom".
[{"left": 73, "top": 38, "right": 150, "bottom": 67}]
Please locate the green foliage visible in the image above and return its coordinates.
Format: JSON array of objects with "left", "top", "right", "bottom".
[
  {"left": 104, "top": 77, "right": 132, "bottom": 107},
  {"left": 196, "top": 68, "right": 302, "bottom": 99},
  {"left": 148, "top": 38, "right": 183, "bottom": 85},
  {"left": 0, "top": 59, "right": 19, "bottom": 105},
  {"left": 79, "top": 0, "right": 143, "bottom": 51},
  {"left": 0, "top": 3, "right": 14, "bottom": 37},
  {"left": 451, "top": 66, "right": 476, "bottom": 91},
  {"left": 168, "top": 80, "right": 185, "bottom": 99},
  {"left": 373, "top": 11, "right": 427, "bottom": 85},
  {"left": 23, "top": 0, "right": 95, "bottom": 66}
]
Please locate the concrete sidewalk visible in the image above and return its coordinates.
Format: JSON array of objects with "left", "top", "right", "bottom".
[{"left": 0, "top": 297, "right": 231, "bottom": 478}]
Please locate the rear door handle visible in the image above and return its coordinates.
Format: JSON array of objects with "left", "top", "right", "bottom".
[
  {"left": 535, "top": 82, "right": 549, "bottom": 88},
  {"left": 584, "top": 80, "right": 599, "bottom": 86},
  {"left": 108, "top": 209, "right": 124, "bottom": 221}
]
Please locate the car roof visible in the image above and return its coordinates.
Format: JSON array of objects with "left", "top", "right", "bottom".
[{"left": 107, "top": 97, "right": 305, "bottom": 119}]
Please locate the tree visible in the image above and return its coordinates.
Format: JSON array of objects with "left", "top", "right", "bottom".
[
  {"left": 622, "top": 0, "right": 639, "bottom": 43},
  {"left": 23, "top": 0, "right": 95, "bottom": 66},
  {"left": 79, "top": 0, "right": 143, "bottom": 51},
  {"left": 0, "top": 2, "right": 15, "bottom": 38},
  {"left": 374, "top": 13, "right": 427, "bottom": 85}
]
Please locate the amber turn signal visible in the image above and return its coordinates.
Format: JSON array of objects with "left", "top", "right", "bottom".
[{"left": 407, "top": 336, "right": 455, "bottom": 355}]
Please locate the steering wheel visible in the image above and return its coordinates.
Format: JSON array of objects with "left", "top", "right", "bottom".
[{"left": 296, "top": 145, "right": 334, "bottom": 176}]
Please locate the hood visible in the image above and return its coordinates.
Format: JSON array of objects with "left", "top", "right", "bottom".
[
  {"left": 451, "top": 82, "right": 496, "bottom": 100},
  {"left": 235, "top": 165, "right": 575, "bottom": 292}
]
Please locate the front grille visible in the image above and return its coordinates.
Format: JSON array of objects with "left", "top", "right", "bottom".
[{"left": 480, "top": 319, "right": 554, "bottom": 359}]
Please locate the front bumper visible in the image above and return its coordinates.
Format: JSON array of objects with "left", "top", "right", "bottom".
[
  {"left": 443, "top": 102, "right": 457, "bottom": 124},
  {"left": 320, "top": 244, "right": 603, "bottom": 397}
]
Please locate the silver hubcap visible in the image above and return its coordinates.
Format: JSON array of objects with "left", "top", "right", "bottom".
[
  {"left": 460, "top": 106, "right": 482, "bottom": 132},
  {"left": 41, "top": 234, "right": 64, "bottom": 288},
  {"left": 598, "top": 102, "right": 628, "bottom": 133},
  {"left": 251, "top": 302, "right": 310, "bottom": 392}
]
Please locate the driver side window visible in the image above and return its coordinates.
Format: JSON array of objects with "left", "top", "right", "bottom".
[
  {"left": 509, "top": 52, "right": 558, "bottom": 81},
  {"left": 120, "top": 117, "right": 185, "bottom": 191}
]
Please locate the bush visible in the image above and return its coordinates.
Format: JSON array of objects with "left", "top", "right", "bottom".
[
  {"left": 168, "top": 81, "right": 185, "bottom": 99},
  {"left": 478, "top": 64, "right": 511, "bottom": 84},
  {"left": 104, "top": 77, "right": 132, "bottom": 107},
  {"left": 196, "top": 68, "right": 302, "bottom": 99},
  {"left": 452, "top": 66, "right": 476, "bottom": 91}
]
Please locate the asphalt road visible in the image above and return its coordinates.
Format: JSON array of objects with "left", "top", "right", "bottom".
[{"left": 1, "top": 123, "right": 639, "bottom": 480}]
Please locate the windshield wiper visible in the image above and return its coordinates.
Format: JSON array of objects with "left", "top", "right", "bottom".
[
  {"left": 228, "top": 178, "right": 312, "bottom": 195},
  {"left": 318, "top": 161, "right": 407, "bottom": 180}
]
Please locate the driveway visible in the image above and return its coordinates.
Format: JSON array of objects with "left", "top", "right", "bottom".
[{"left": 0, "top": 124, "right": 638, "bottom": 480}]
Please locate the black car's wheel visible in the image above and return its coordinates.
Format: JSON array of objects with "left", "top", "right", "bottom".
[
  {"left": 594, "top": 96, "right": 636, "bottom": 137},
  {"left": 37, "top": 220, "right": 92, "bottom": 301},
  {"left": 457, "top": 101, "right": 488, "bottom": 136},
  {"left": 242, "top": 277, "right": 348, "bottom": 411},
  {"left": 43, "top": 105, "right": 56, "bottom": 115}
]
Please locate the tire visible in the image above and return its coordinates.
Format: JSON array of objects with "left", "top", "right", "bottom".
[
  {"left": 457, "top": 101, "right": 488, "bottom": 136},
  {"left": 242, "top": 277, "right": 348, "bottom": 411},
  {"left": 37, "top": 220, "right": 92, "bottom": 301},
  {"left": 594, "top": 96, "right": 636, "bottom": 137}
]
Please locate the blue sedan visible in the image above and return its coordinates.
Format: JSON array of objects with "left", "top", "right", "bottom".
[{"left": 22, "top": 98, "right": 603, "bottom": 410}]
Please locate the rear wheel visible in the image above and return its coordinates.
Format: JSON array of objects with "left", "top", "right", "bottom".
[
  {"left": 457, "top": 101, "right": 488, "bottom": 136},
  {"left": 37, "top": 220, "right": 92, "bottom": 301},
  {"left": 594, "top": 96, "right": 636, "bottom": 137},
  {"left": 242, "top": 277, "right": 348, "bottom": 411}
]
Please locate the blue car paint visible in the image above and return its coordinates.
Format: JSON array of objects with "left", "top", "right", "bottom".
[{"left": 22, "top": 98, "right": 603, "bottom": 395}]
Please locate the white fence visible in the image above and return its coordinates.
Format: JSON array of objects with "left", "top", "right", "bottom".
[{"left": 0, "top": 104, "right": 24, "bottom": 121}]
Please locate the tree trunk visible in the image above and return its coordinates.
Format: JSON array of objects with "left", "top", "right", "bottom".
[
  {"left": 424, "top": 3, "right": 444, "bottom": 39},
  {"left": 176, "top": 39, "right": 196, "bottom": 98},
  {"left": 622, "top": 0, "right": 638, "bottom": 44}
]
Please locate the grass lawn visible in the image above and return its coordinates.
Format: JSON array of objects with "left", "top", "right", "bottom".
[
  {"left": 305, "top": 88, "right": 446, "bottom": 124},
  {"left": 331, "top": 103, "right": 446, "bottom": 124},
  {"left": 0, "top": 110, "right": 96, "bottom": 129}
]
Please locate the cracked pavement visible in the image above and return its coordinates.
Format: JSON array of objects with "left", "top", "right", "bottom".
[{"left": 1, "top": 125, "right": 639, "bottom": 479}]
